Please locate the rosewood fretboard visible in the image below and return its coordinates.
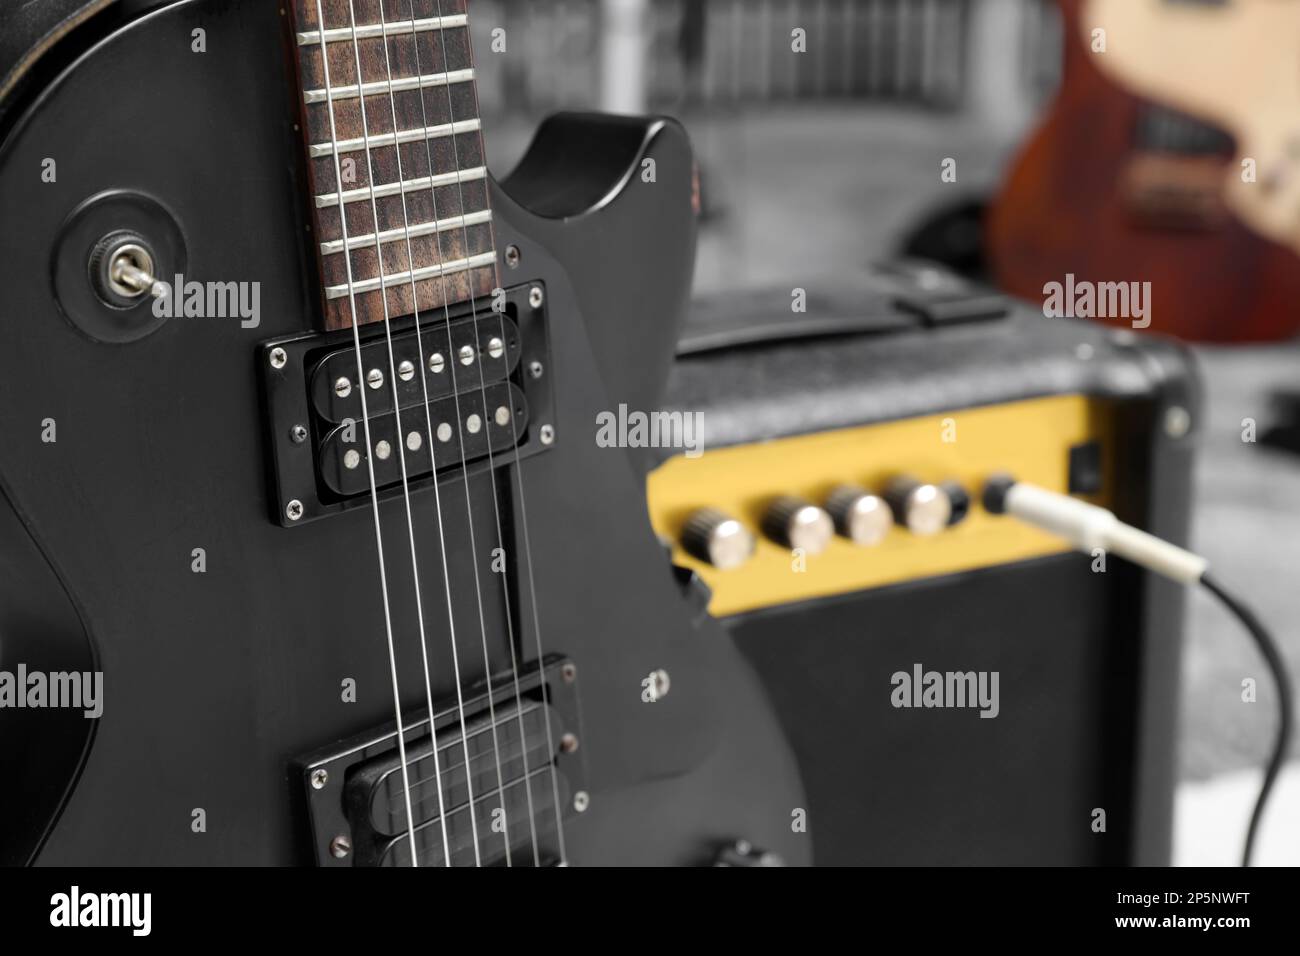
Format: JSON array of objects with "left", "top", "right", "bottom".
[{"left": 288, "top": 0, "right": 497, "bottom": 331}]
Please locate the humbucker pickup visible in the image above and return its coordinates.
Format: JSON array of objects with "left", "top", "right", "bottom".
[
  {"left": 318, "top": 381, "right": 529, "bottom": 496},
  {"left": 259, "top": 284, "right": 554, "bottom": 527},
  {"left": 308, "top": 313, "right": 523, "bottom": 424},
  {"left": 297, "top": 655, "right": 583, "bottom": 868}
]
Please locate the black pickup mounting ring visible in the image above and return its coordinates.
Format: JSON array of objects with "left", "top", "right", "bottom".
[{"left": 259, "top": 283, "right": 555, "bottom": 528}]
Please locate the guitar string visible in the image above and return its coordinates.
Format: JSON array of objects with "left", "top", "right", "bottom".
[
  {"left": 392, "top": 0, "right": 525, "bottom": 868},
  {"left": 430, "top": 0, "right": 567, "bottom": 865},
  {"left": 387, "top": 0, "right": 524, "bottom": 866},
  {"left": 311, "top": 0, "right": 420, "bottom": 867},
  {"left": 340, "top": 0, "right": 458, "bottom": 868},
  {"left": 373, "top": 0, "right": 517, "bottom": 867},
  {"left": 417, "top": 0, "right": 547, "bottom": 866}
]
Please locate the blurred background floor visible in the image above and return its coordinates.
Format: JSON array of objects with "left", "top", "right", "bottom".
[{"left": 1177, "top": 345, "right": 1300, "bottom": 866}]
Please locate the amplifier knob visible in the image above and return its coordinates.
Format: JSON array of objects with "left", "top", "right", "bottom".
[
  {"left": 825, "top": 485, "right": 893, "bottom": 546},
  {"left": 883, "top": 477, "right": 952, "bottom": 536},
  {"left": 681, "top": 508, "right": 755, "bottom": 570},
  {"left": 762, "top": 496, "right": 833, "bottom": 555},
  {"left": 939, "top": 480, "right": 971, "bottom": 526}
]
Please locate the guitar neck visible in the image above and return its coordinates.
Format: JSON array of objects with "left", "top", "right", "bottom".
[{"left": 287, "top": 0, "right": 497, "bottom": 331}]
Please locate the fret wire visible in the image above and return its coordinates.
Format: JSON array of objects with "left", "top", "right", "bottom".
[
  {"left": 315, "top": 165, "right": 487, "bottom": 208},
  {"left": 303, "top": 68, "right": 476, "bottom": 104},
  {"left": 323, "top": 251, "right": 497, "bottom": 299},
  {"left": 308, "top": 117, "right": 481, "bottom": 158},
  {"left": 320, "top": 209, "right": 492, "bottom": 256},
  {"left": 290, "top": 0, "right": 490, "bottom": 328},
  {"left": 296, "top": 13, "right": 468, "bottom": 46}
]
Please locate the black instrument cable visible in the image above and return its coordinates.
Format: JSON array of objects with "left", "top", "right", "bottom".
[
  {"left": 985, "top": 476, "right": 1295, "bottom": 866},
  {"left": 1201, "top": 573, "right": 1294, "bottom": 866}
]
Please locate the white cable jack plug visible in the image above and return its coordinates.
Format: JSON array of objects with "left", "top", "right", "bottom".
[{"left": 983, "top": 476, "right": 1208, "bottom": 585}]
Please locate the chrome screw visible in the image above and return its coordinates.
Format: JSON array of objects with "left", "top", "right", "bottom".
[
  {"left": 290, "top": 424, "right": 308, "bottom": 444},
  {"left": 310, "top": 769, "right": 329, "bottom": 790},
  {"left": 458, "top": 344, "right": 475, "bottom": 366},
  {"left": 334, "top": 377, "right": 352, "bottom": 399},
  {"left": 429, "top": 352, "right": 446, "bottom": 374},
  {"left": 573, "top": 791, "right": 590, "bottom": 813},
  {"left": 528, "top": 360, "right": 544, "bottom": 379},
  {"left": 561, "top": 662, "right": 578, "bottom": 683},
  {"left": 367, "top": 368, "right": 384, "bottom": 390},
  {"left": 397, "top": 359, "right": 416, "bottom": 382},
  {"left": 1165, "top": 406, "right": 1191, "bottom": 440},
  {"left": 540, "top": 424, "right": 555, "bottom": 445},
  {"left": 487, "top": 336, "right": 505, "bottom": 359},
  {"left": 269, "top": 347, "right": 288, "bottom": 370},
  {"left": 329, "top": 835, "right": 352, "bottom": 859},
  {"left": 285, "top": 500, "right": 304, "bottom": 521},
  {"left": 505, "top": 245, "right": 521, "bottom": 268},
  {"left": 560, "top": 733, "right": 579, "bottom": 754},
  {"left": 529, "top": 286, "right": 544, "bottom": 309}
]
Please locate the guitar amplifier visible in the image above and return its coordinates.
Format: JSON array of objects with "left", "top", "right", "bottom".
[{"left": 649, "top": 262, "right": 1199, "bottom": 866}]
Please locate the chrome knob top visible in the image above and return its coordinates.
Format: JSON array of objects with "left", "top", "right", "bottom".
[
  {"left": 825, "top": 485, "right": 894, "bottom": 546},
  {"left": 883, "top": 477, "right": 952, "bottom": 536},
  {"left": 681, "top": 507, "right": 756, "bottom": 570},
  {"left": 762, "top": 495, "right": 834, "bottom": 555}
]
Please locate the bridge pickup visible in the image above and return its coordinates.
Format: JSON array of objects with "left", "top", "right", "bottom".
[
  {"left": 360, "top": 701, "right": 570, "bottom": 868},
  {"left": 309, "top": 313, "right": 522, "bottom": 425},
  {"left": 318, "top": 381, "right": 529, "bottom": 497},
  {"left": 298, "top": 656, "right": 583, "bottom": 867}
]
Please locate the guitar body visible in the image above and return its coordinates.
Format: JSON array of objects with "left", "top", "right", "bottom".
[
  {"left": 0, "top": 0, "right": 807, "bottom": 866},
  {"left": 987, "top": 0, "right": 1300, "bottom": 343}
]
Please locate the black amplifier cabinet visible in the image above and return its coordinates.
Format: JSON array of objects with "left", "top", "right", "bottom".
[{"left": 649, "top": 263, "right": 1199, "bottom": 865}]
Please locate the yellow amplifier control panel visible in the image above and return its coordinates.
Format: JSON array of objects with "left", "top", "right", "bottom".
[{"left": 647, "top": 394, "right": 1112, "bottom": 616}]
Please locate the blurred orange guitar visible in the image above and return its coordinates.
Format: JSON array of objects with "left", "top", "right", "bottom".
[{"left": 988, "top": 0, "right": 1300, "bottom": 342}]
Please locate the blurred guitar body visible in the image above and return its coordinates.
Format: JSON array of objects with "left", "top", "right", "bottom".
[{"left": 988, "top": 0, "right": 1300, "bottom": 342}]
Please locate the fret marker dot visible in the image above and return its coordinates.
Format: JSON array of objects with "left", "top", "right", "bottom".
[
  {"left": 437, "top": 422, "right": 453, "bottom": 443},
  {"left": 374, "top": 440, "right": 392, "bottom": 461},
  {"left": 466, "top": 414, "right": 482, "bottom": 434},
  {"left": 406, "top": 431, "right": 423, "bottom": 452}
]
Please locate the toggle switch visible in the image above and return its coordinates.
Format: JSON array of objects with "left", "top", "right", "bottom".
[{"left": 89, "top": 231, "right": 164, "bottom": 306}]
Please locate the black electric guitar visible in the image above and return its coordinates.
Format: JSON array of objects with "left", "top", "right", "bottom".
[{"left": 0, "top": 0, "right": 806, "bottom": 866}]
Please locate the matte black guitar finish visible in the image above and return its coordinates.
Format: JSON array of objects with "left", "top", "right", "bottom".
[{"left": 0, "top": 0, "right": 807, "bottom": 866}]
